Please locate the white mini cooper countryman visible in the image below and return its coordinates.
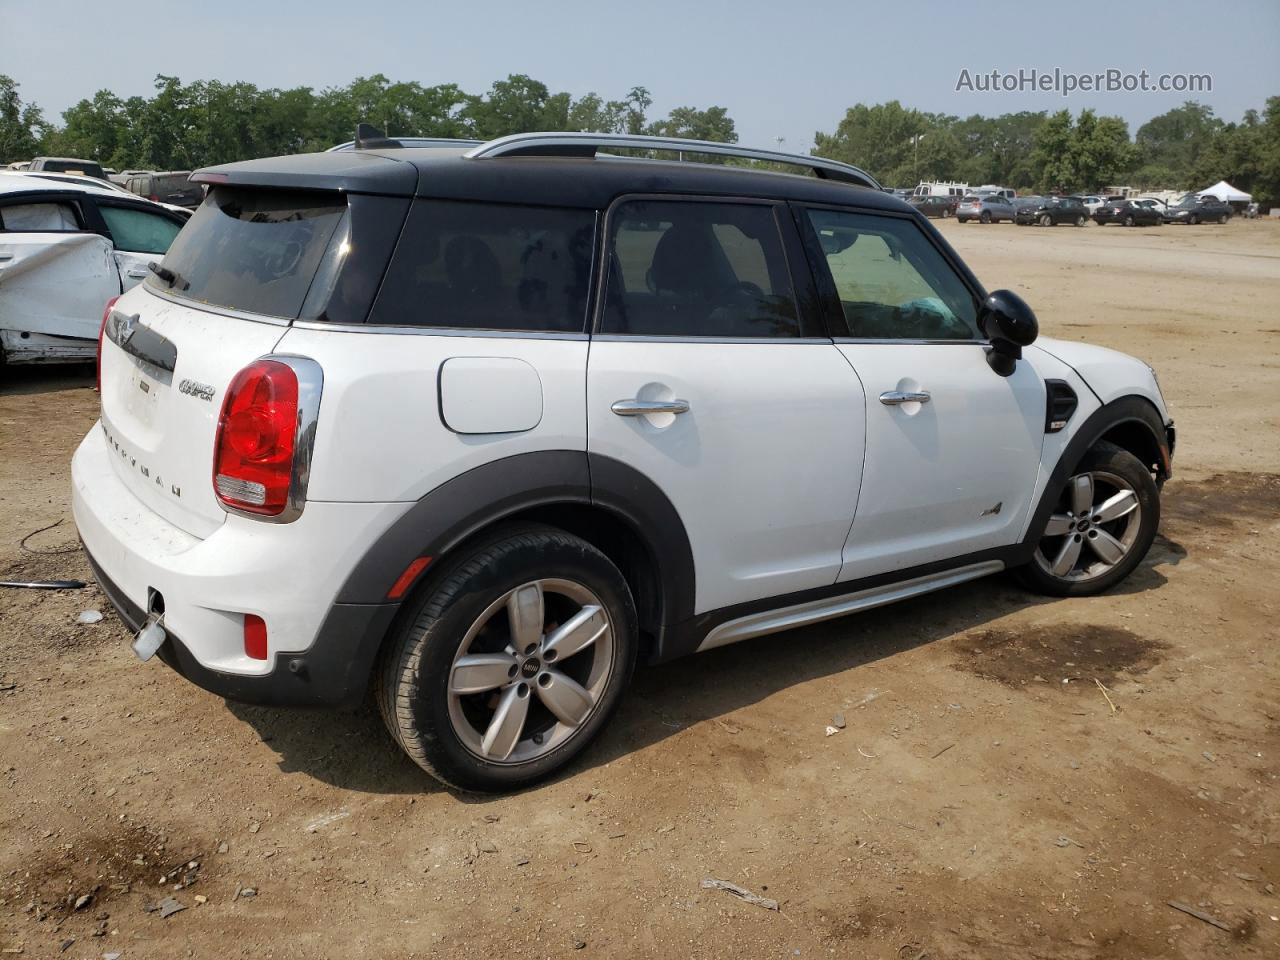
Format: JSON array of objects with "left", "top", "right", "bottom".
[{"left": 74, "top": 130, "right": 1175, "bottom": 791}]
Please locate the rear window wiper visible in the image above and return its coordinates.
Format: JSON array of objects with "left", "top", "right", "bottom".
[{"left": 147, "top": 260, "right": 180, "bottom": 288}]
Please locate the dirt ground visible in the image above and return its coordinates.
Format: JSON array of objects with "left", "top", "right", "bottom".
[{"left": 1, "top": 217, "right": 1277, "bottom": 960}]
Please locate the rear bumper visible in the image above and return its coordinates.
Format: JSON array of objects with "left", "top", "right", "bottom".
[
  {"left": 72, "top": 423, "right": 409, "bottom": 707},
  {"left": 86, "top": 547, "right": 396, "bottom": 707}
]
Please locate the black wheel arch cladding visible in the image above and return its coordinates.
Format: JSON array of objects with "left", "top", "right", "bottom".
[{"left": 334, "top": 450, "right": 697, "bottom": 630}]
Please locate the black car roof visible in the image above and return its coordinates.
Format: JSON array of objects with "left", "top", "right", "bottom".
[{"left": 196, "top": 147, "right": 911, "bottom": 213}]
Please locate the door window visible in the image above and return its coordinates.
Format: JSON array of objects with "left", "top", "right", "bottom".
[
  {"left": 602, "top": 199, "right": 801, "bottom": 338},
  {"left": 0, "top": 201, "right": 80, "bottom": 232},
  {"left": 804, "top": 209, "right": 981, "bottom": 340},
  {"left": 99, "top": 205, "right": 182, "bottom": 254}
]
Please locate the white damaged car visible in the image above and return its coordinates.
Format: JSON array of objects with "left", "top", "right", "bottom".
[{"left": 0, "top": 173, "right": 188, "bottom": 369}]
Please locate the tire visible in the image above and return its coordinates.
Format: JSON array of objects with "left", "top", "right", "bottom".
[
  {"left": 1016, "top": 441, "right": 1160, "bottom": 598},
  {"left": 1075, "top": 216, "right": 1086, "bottom": 227},
  {"left": 980, "top": 211, "right": 992, "bottom": 224},
  {"left": 958, "top": 217, "right": 968, "bottom": 223},
  {"left": 1039, "top": 214, "right": 1053, "bottom": 227},
  {"left": 376, "top": 525, "right": 638, "bottom": 792},
  {"left": 1189, "top": 214, "right": 1199, "bottom": 225},
  {"left": 1218, "top": 214, "right": 1228, "bottom": 224},
  {"left": 1123, "top": 215, "right": 1135, "bottom": 227}
]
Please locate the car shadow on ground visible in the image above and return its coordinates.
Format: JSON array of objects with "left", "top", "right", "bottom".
[
  {"left": 0, "top": 362, "right": 95, "bottom": 396},
  {"left": 226, "top": 546, "right": 1179, "bottom": 800}
]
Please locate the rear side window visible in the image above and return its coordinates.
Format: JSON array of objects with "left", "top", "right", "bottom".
[
  {"left": 99, "top": 205, "right": 181, "bottom": 254},
  {"left": 0, "top": 202, "right": 80, "bottom": 231},
  {"left": 602, "top": 199, "right": 800, "bottom": 338},
  {"left": 149, "top": 186, "right": 348, "bottom": 319},
  {"left": 370, "top": 200, "right": 595, "bottom": 332}
]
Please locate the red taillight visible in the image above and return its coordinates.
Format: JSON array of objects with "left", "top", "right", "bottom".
[
  {"left": 244, "top": 614, "right": 268, "bottom": 660},
  {"left": 148, "top": 194, "right": 160, "bottom": 201},
  {"left": 213, "top": 360, "right": 300, "bottom": 515},
  {"left": 96, "top": 295, "right": 120, "bottom": 392}
]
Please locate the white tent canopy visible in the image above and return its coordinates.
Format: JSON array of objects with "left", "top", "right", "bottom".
[{"left": 1196, "top": 180, "right": 1251, "bottom": 203}]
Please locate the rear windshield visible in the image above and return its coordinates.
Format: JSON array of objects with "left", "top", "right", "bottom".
[
  {"left": 369, "top": 200, "right": 596, "bottom": 332},
  {"left": 39, "top": 159, "right": 106, "bottom": 179},
  {"left": 149, "top": 186, "right": 348, "bottom": 319},
  {"left": 153, "top": 174, "right": 201, "bottom": 199}
]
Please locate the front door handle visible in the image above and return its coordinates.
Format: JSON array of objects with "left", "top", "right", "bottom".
[
  {"left": 611, "top": 399, "right": 691, "bottom": 417},
  {"left": 879, "top": 390, "right": 931, "bottom": 405},
  {"left": 125, "top": 267, "right": 149, "bottom": 279}
]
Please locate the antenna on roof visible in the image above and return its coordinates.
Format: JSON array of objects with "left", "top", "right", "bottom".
[{"left": 353, "top": 123, "right": 404, "bottom": 150}]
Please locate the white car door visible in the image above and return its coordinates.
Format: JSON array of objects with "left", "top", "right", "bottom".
[
  {"left": 95, "top": 202, "right": 184, "bottom": 292},
  {"left": 797, "top": 206, "right": 1046, "bottom": 582},
  {"left": 586, "top": 197, "right": 866, "bottom": 614},
  {"left": 0, "top": 197, "right": 119, "bottom": 345}
]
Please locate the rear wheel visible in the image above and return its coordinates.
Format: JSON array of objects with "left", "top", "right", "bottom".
[
  {"left": 1123, "top": 215, "right": 1135, "bottom": 227},
  {"left": 1017, "top": 442, "right": 1159, "bottom": 597},
  {"left": 1218, "top": 213, "right": 1228, "bottom": 224},
  {"left": 376, "top": 526, "right": 638, "bottom": 792},
  {"left": 1075, "top": 215, "right": 1087, "bottom": 227}
]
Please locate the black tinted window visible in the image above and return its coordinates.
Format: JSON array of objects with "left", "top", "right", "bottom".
[
  {"left": 602, "top": 200, "right": 799, "bottom": 338},
  {"left": 147, "top": 186, "right": 347, "bottom": 319},
  {"left": 371, "top": 200, "right": 595, "bottom": 332}
]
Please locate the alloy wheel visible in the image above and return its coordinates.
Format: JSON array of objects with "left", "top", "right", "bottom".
[
  {"left": 446, "top": 579, "right": 615, "bottom": 765},
  {"left": 1034, "top": 470, "right": 1143, "bottom": 582}
]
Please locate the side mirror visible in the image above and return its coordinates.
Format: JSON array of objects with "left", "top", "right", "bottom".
[{"left": 978, "top": 289, "right": 1038, "bottom": 377}]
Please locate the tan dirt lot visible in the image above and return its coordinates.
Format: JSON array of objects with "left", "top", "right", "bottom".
[{"left": 1, "top": 216, "right": 1278, "bottom": 960}]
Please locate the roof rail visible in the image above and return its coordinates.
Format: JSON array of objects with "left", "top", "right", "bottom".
[{"left": 463, "top": 132, "right": 881, "bottom": 189}]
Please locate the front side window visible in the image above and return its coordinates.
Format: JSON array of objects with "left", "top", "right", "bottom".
[
  {"left": 0, "top": 201, "right": 79, "bottom": 232},
  {"left": 804, "top": 208, "right": 981, "bottom": 341},
  {"left": 601, "top": 199, "right": 800, "bottom": 338},
  {"left": 371, "top": 200, "right": 595, "bottom": 332},
  {"left": 99, "top": 205, "right": 181, "bottom": 254}
]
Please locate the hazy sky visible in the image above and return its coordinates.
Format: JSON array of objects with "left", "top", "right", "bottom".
[{"left": 5, "top": 0, "right": 1278, "bottom": 150}]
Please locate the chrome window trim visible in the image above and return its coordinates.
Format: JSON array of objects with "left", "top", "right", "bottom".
[
  {"left": 591, "top": 334, "right": 832, "bottom": 345},
  {"left": 833, "top": 337, "right": 991, "bottom": 346},
  {"left": 289, "top": 320, "right": 589, "bottom": 341},
  {"left": 216, "top": 354, "right": 323, "bottom": 525}
]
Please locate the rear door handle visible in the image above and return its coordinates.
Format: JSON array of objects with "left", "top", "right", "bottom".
[
  {"left": 125, "top": 267, "right": 149, "bottom": 279},
  {"left": 611, "top": 399, "right": 691, "bottom": 416},
  {"left": 879, "top": 390, "right": 931, "bottom": 405}
]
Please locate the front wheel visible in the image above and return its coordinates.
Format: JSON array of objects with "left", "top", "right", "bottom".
[
  {"left": 1039, "top": 214, "right": 1053, "bottom": 227},
  {"left": 980, "top": 211, "right": 992, "bottom": 224},
  {"left": 376, "top": 526, "right": 638, "bottom": 792},
  {"left": 1075, "top": 215, "right": 1087, "bottom": 227},
  {"left": 1218, "top": 213, "right": 1228, "bottom": 224},
  {"left": 1189, "top": 214, "right": 1199, "bottom": 225},
  {"left": 1017, "top": 442, "right": 1159, "bottom": 597}
]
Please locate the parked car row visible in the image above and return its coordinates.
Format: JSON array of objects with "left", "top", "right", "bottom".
[
  {"left": 947, "top": 192, "right": 1235, "bottom": 227},
  {"left": 4, "top": 157, "right": 204, "bottom": 208}
]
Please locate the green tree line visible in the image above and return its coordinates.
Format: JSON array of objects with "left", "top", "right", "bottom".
[
  {"left": 0, "top": 73, "right": 736, "bottom": 170},
  {"left": 815, "top": 98, "right": 1280, "bottom": 201},
  {"left": 3, "top": 72, "right": 1277, "bottom": 202}
]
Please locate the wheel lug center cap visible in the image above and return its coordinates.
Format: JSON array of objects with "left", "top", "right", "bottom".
[
  {"left": 1076, "top": 517, "right": 1092, "bottom": 532},
  {"left": 520, "top": 658, "right": 541, "bottom": 679}
]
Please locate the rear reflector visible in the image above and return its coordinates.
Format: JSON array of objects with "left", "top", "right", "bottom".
[
  {"left": 387, "top": 557, "right": 433, "bottom": 600},
  {"left": 244, "top": 614, "right": 268, "bottom": 660}
]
